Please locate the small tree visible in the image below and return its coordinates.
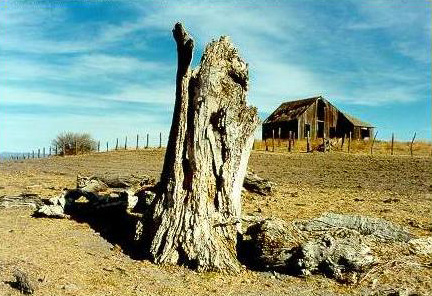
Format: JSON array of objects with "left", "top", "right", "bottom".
[{"left": 52, "top": 132, "right": 96, "bottom": 155}]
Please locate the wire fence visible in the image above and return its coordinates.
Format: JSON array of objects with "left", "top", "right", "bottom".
[{"left": 2, "top": 132, "right": 167, "bottom": 161}]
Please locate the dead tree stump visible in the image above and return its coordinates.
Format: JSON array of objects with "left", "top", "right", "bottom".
[{"left": 149, "top": 23, "right": 259, "bottom": 272}]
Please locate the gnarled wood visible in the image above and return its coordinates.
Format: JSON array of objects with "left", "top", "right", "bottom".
[{"left": 149, "top": 23, "right": 259, "bottom": 272}]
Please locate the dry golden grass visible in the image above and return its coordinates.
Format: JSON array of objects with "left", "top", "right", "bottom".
[
  {"left": 253, "top": 138, "right": 432, "bottom": 157},
  {"left": 0, "top": 149, "right": 431, "bottom": 295}
]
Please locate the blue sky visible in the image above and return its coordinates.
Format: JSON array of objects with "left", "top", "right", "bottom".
[{"left": 0, "top": 0, "right": 430, "bottom": 152}]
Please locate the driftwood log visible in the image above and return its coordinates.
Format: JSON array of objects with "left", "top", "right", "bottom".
[{"left": 149, "top": 23, "right": 259, "bottom": 272}]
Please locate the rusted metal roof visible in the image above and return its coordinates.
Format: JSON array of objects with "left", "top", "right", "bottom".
[{"left": 263, "top": 96, "right": 320, "bottom": 124}]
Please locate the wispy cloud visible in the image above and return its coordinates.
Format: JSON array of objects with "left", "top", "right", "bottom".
[{"left": 0, "top": 0, "right": 430, "bottom": 151}]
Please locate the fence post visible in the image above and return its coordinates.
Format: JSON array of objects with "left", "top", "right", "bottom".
[
  {"left": 37, "top": 149, "right": 40, "bottom": 158},
  {"left": 116, "top": 138, "right": 119, "bottom": 150},
  {"left": 322, "top": 132, "right": 326, "bottom": 153},
  {"left": 49, "top": 147, "right": 51, "bottom": 156},
  {"left": 278, "top": 127, "right": 281, "bottom": 147},
  {"left": 370, "top": 131, "right": 378, "bottom": 155},
  {"left": 55, "top": 146, "right": 58, "bottom": 156},
  {"left": 106, "top": 141, "right": 109, "bottom": 152},
  {"left": 136, "top": 134, "right": 139, "bottom": 150},
  {"left": 288, "top": 131, "right": 292, "bottom": 152},
  {"left": 97, "top": 141, "right": 100, "bottom": 152},
  {"left": 146, "top": 133, "right": 149, "bottom": 148},
  {"left": 391, "top": 133, "right": 394, "bottom": 156},
  {"left": 27, "top": 152, "right": 30, "bottom": 159},
  {"left": 272, "top": 129, "right": 275, "bottom": 152},
  {"left": 124, "top": 136, "right": 128, "bottom": 150},
  {"left": 159, "top": 132, "right": 162, "bottom": 148},
  {"left": 348, "top": 132, "right": 352, "bottom": 154},
  {"left": 410, "top": 132, "right": 416, "bottom": 157}
]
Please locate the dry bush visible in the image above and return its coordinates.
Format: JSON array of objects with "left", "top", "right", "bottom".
[{"left": 52, "top": 132, "right": 97, "bottom": 155}]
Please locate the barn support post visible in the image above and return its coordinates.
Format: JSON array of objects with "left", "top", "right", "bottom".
[
  {"left": 391, "top": 133, "right": 394, "bottom": 155},
  {"left": 272, "top": 129, "right": 275, "bottom": 152},
  {"left": 306, "top": 131, "right": 311, "bottom": 153},
  {"left": 341, "top": 134, "right": 345, "bottom": 150},
  {"left": 288, "top": 131, "right": 292, "bottom": 152},
  {"left": 278, "top": 127, "right": 281, "bottom": 147},
  {"left": 410, "top": 132, "right": 416, "bottom": 157},
  {"left": 348, "top": 132, "right": 352, "bottom": 154},
  {"left": 370, "top": 131, "right": 378, "bottom": 155}
]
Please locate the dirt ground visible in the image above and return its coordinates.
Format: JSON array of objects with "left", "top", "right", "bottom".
[{"left": 0, "top": 149, "right": 431, "bottom": 295}]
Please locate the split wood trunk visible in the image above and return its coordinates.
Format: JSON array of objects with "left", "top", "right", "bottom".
[{"left": 149, "top": 23, "right": 259, "bottom": 272}]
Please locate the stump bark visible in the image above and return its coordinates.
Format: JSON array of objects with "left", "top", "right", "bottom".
[{"left": 149, "top": 23, "right": 259, "bottom": 272}]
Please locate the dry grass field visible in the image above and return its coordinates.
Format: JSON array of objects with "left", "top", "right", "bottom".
[{"left": 0, "top": 149, "right": 431, "bottom": 295}]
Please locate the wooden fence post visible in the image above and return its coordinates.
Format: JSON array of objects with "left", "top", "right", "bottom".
[
  {"left": 97, "top": 141, "right": 100, "bottom": 152},
  {"left": 159, "top": 132, "right": 162, "bottom": 148},
  {"left": 38, "top": 149, "right": 40, "bottom": 158},
  {"left": 410, "top": 132, "right": 416, "bottom": 157},
  {"left": 43, "top": 147, "right": 45, "bottom": 158},
  {"left": 146, "top": 133, "right": 149, "bottom": 148},
  {"left": 307, "top": 131, "right": 311, "bottom": 153},
  {"left": 272, "top": 129, "right": 275, "bottom": 152},
  {"left": 27, "top": 152, "right": 30, "bottom": 159},
  {"left": 124, "top": 136, "right": 128, "bottom": 150},
  {"left": 136, "top": 134, "right": 139, "bottom": 150},
  {"left": 288, "top": 131, "right": 292, "bottom": 152},
  {"left": 32, "top": 151, "right": 34, "bottom": 159},
  {"left": 116, "top": 138, "right": 119, "bottom": 150},
  {"left": 55, "top": 146, "right": 58, "bottom": 156},
  {"left": 348, "top": 132, "right": 352, "bottom": 154},
  {"left": 49, "top": 147, "right": 51, "bottom": 156},
  {"left": 391, "top": 133, "right": 394, "bottom": 156},
  {"left": 106, "top": 141, "right": 109, "bottom": 152},
  {"left": 370, "top": 131, "right": 378, "bottom": 155}
]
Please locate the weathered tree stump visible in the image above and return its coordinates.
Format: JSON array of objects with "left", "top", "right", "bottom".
[{"left": 149, "top": 23, "right": 259, "bottom": 272}]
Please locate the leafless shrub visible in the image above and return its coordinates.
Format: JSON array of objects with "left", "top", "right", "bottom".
[{"left": 52, "top": 132, "right": 96, "bottom": 155}]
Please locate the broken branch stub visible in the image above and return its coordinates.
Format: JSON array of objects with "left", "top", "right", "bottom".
[{"left": 150, "top": 23, "right": 259, "bottom": 272}]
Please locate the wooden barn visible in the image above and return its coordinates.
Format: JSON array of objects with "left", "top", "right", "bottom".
[{"left": 262, "top": 96, "right": 374, "bottom": 140}]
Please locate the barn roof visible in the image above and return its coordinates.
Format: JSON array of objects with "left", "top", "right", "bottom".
[
  {"left": 262, "top": 96, "right": 320, "bottom": 124},
  {"left": 263, "top": 96, "right": 374, "bottom": 127},
  {"left": 342, "top": 113, "right": 374, "bottom": 128}
]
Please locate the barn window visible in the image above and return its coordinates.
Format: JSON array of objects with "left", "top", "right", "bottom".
[{"left": 304, "top": 124, "right": 311, "bottom": 137}]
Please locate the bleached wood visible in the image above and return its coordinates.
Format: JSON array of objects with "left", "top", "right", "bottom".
[{"left": 150, "top": 23, "right": 259, "bottom": 272}]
